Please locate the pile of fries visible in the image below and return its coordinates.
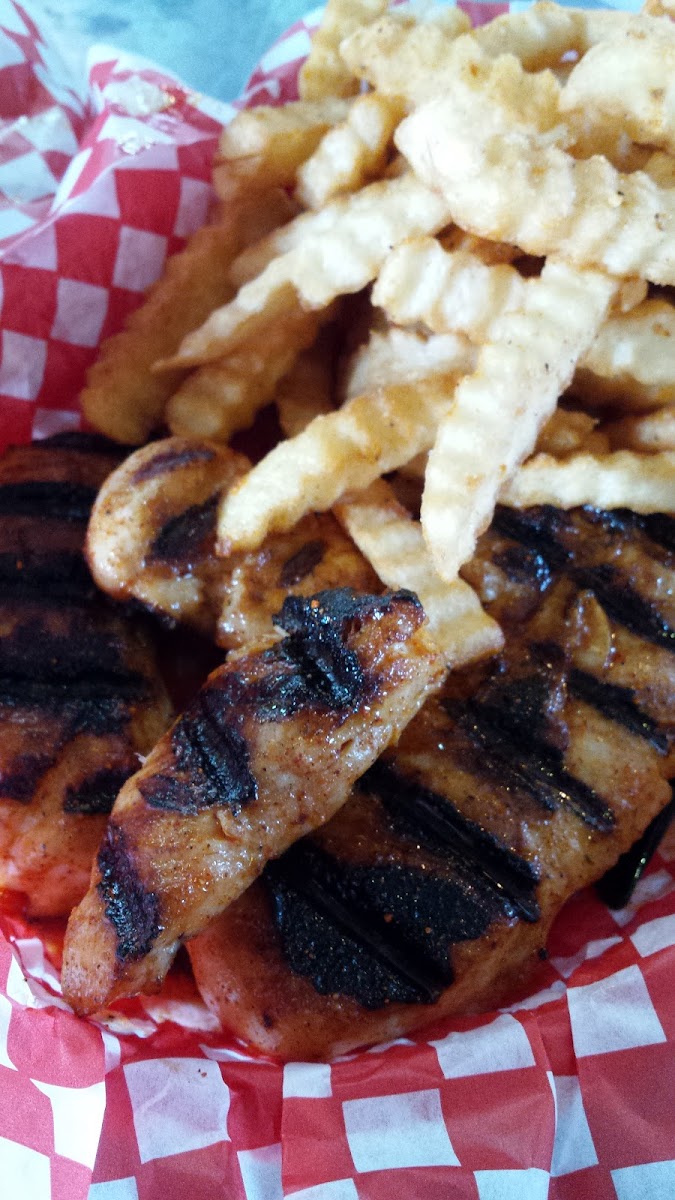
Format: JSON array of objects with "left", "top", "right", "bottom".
[{"left": 81, "top": 0, "right": 675, "bottom": 668}]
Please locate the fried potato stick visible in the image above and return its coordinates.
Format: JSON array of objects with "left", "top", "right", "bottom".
[
  {"left": 561, "top": 29, "right": 675, "bottom": 156},
  {"left": 160, "top": 174, "right": 452, "bottom": 369},
  {"left": 276, "top": 335, "right": 337, "bottom": 439},
  {"left": 82, "top": 189, "right": 294, "bottom": 445},
  {"left": 299, "top": 0, "right": 388, "bottom": 100},
  {"left": 296, "top": 92, "right": 404, "bottom": 210},
  {"left": 604, "top": 407, "right": 675, "bottom": 453},
  {"left": 335, "top": 479, "right": 503, "bottom": 666},
  {"left": 500, "top": 450, "right": 675, "bottom": 512},
  {"left": 421, "top": 260, "right": 617, "bottom": 581},
  {"left": 473, "top": 2, "right": 675, "bottom": 67},
  {"left": 213, "top": 97, "right": 350, "bottom": 201},
  {"left": 216, "top": 361, "right": 473, "bottom": 554},
  {"left": 166, "top": 311, "right": 320, "bottom": 441},
  {"left": 339, "top": 7, "right": 471, "bottom": 105},
  {"left": 397, "top": 66, "right": 675, "bottom": 284},
  {"left": 571, "top": 299, "right": 675, "bottom": 411}
]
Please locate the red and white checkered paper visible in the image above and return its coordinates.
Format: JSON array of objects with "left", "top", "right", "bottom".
[{"left": 1, "top": 1, "right": 674, "bottom": 1197}]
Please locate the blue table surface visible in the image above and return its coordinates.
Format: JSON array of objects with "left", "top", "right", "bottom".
[{"left": 35, "top": 0, "right": 316, "bottom": 102}]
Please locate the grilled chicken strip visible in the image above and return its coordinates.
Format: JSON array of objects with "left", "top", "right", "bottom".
[
  {"left": 187, "top": 504, "right": 675, "bottom": 1060},
  {"left": 87, "top": 437, "right": 379, "bottom": 646},
  {"left": 0, "top": 434, "right": 174, "bottom": 916},
  {"left": 62, "top": 587, "right": 444, "bottom": 1013}
]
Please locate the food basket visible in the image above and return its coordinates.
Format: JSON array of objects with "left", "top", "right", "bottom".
[{"left": 1, "top": 1, "right": 674, "bottom": 1196}]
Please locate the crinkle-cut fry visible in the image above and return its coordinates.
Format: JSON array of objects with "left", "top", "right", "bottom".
[
  {"left": 338, "top": 8, "right": 472, "bottom": 106},
  {"left": 583, "top": 299, "right": 675, "bottom": 388},
  {"left": 166, "top": 312, "right": 320, "bottom": 442},
  {"left": 81, "top": 189, "right": 295, "bottom": 445},
  {"left": 643, "top": 0, "right": 675, "bottom": 17},
  {"left": 561, "top": 31, "right": 675, "bottom": 157},
  {"left": 473, "top": 2, "right": 675, "bottom": 69},
  {"left": 299, "top": 0, "right": 388, "bottom": 99},
  {"left": 344, "top": 327, "right": 476, "bottom": 401},
  {"left": 373, "top": 238, "right": 529, "bottom": 341},
  {"left": 295, "top": 92, "right": 405, "bottom": 210},
  {"left": 335, "top": 479, "right": 503, "bottom": 666},
  {"left": 536, "top": 408, "right": 599, "bottom": 457},
  {"left": 500, "top": 450, "right": 675, "bottom": 512},
  {"left": 397, "top": 82, "right": 675, "bottom": 285},
  {"left": 570, "top": 368, "right": 675, "bottom": 413},
  {"left": 217, "top": 364, "right": 474, "bottom": 555},
  {"left": 160, "top": 174, "right": 453, "bottom": 370},
  {"left": 604, "top": 407, "right": 675, "bottom": 453},
  {"left": 214, "top": 98, "right": 350, "bottom": 197},
  {"left": 341, "top": 19, "right": 558, "bottom": 115},
  {"left": 276, "top": 332, "right": 337, "bottom": 439},
  {"left": 374, "top": 239, "right": 644, "bottom": 345},
  {"left": 421, "top": 260, "right": 617, "bottom": 582}
]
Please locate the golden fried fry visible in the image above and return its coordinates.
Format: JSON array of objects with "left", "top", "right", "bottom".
[
  {"left": 276, "top": 332, "right": 337, "bottom": 439},
  {"left": 397, "top": 59, "right": 675, "bottom": 284},
  {"left": 500, "top": 450, "right": 675, "bottom": 512},
  {"left": 299, "top": 0, "right": 388, "bottom": 100},
  {"left": 344, "top": 326, "right": 476, "bottom": 400},
  {"left": 474, "top": 3, "right": 675, "bottom": 68},
  {"left": 166, "top": 312, "right": 319, "bottom": 441},
  {"left": 561, "top": 30, "right": 675, "bottom": 156},
  {"left": 216, "top": 364, "right": 472, "bottom": 554},
  {"left": 604, "top": 407, "right": 675, "bottom": 453},
  {"left": 339, "top": 7, "right": 471, "bottom": 105},
  {"left": 535, "top": 409, "right": 599, "bottom": 457},
  {"left": 573, "top": 299, "right": 675, "bottom": 411},
  {"left": 160, "top": 174, "right": 452, "bottom": 369},
  {"left": 373, "top": 238, "right": 528, "bottom": 340},
  {"left": 213, "top": 98, "right": 350, "bottom": 201},
  {"left": 334, "top": 479, "right": 503, "bottom": 665},
  {"left": 421, "top": 261, "right": 617, "bottom": 582},
  {"left": 82, "top": 190, "right": 294, "bottom": 444},
  {"left": 296, "top": 92, "right": 404, "bottom": 210}
]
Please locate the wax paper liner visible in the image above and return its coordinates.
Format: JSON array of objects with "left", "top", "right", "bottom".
[{"left": 1, "top": 1, "right": 675, "bottom": 1196}]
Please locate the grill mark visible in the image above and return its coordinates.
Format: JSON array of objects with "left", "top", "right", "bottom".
[
  {"left": 278, "top": 539, "right": 326, "bottom": 588},
  {"left": 361, "top": 761, "right": 540, "bottom": 922},
  {"left": 0, "top": 552, "right": 95, "bottom": 604},
  {"left": 493, "top": 544, "right": 553, "bottom": 592},
  {"left": 35, "top": 431, "right": 125, "bottom": 455},
  {"left": 142, "top": 686, "right": 257, "bottom": 815},
  {"left": 0, "top": 619, "right": 136, "bottom": 681},
  {"left": 456, "top": 699, "right": 615, "bottom": 831},
  {"left": 641, "top": 513, "right": 675, "bottom": 556},
  {"left": 267, "top": 849, "right": 446, "bottom": 1006},
  {"left": 0, "top": 670, "right": 147, "bottom": 737},
  {"left": 569, "top": 669, "right": 668, "bottom": 754},
  {"left": 0, "top": 752, "right": 53, "bottom": 802},
  {"left": 0, "top": 481, "right": 98, "bottom": 522},
  {"left": 64, "top": 766, "right": 134, "bottom": 815},
  {"left": 581, "top": 507, "right": 675, "bottom": 558},
  {"left": 141, "top": 588, "right": 420, "bottom": 812},
  {"left": 148, "top": 495, "right": 218, "bottom": 567},
  {"left": 597, "top": 792, "right": 675, "bottom": 909},
  {"left": 491, "top": 505, "right": 572, "bottom": 570},
  {"left": 275, "top": 588, "right": 419, "bottom": 711},
  {"left": 131, "top": 444, "right": 216, "bottom": 484},
  {"left": 571, "top": 565, "right": 675, "bottom": 653},
  {"left": 97, "top": 823, "right": 161, "bottom": 962}
]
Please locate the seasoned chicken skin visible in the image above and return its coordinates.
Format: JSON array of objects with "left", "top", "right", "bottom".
[
  {"left": 87, "top": 437, "right": 379, "bottom": 646},
  {"left": 188, "top": 505, "right": 675, "bottom": 1059},
  {"left": 0, "top": 434, "right": 173, "bottom": 916},
  {"left": 62, "top": 588, "right": 444, "bottom": 1013}
]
